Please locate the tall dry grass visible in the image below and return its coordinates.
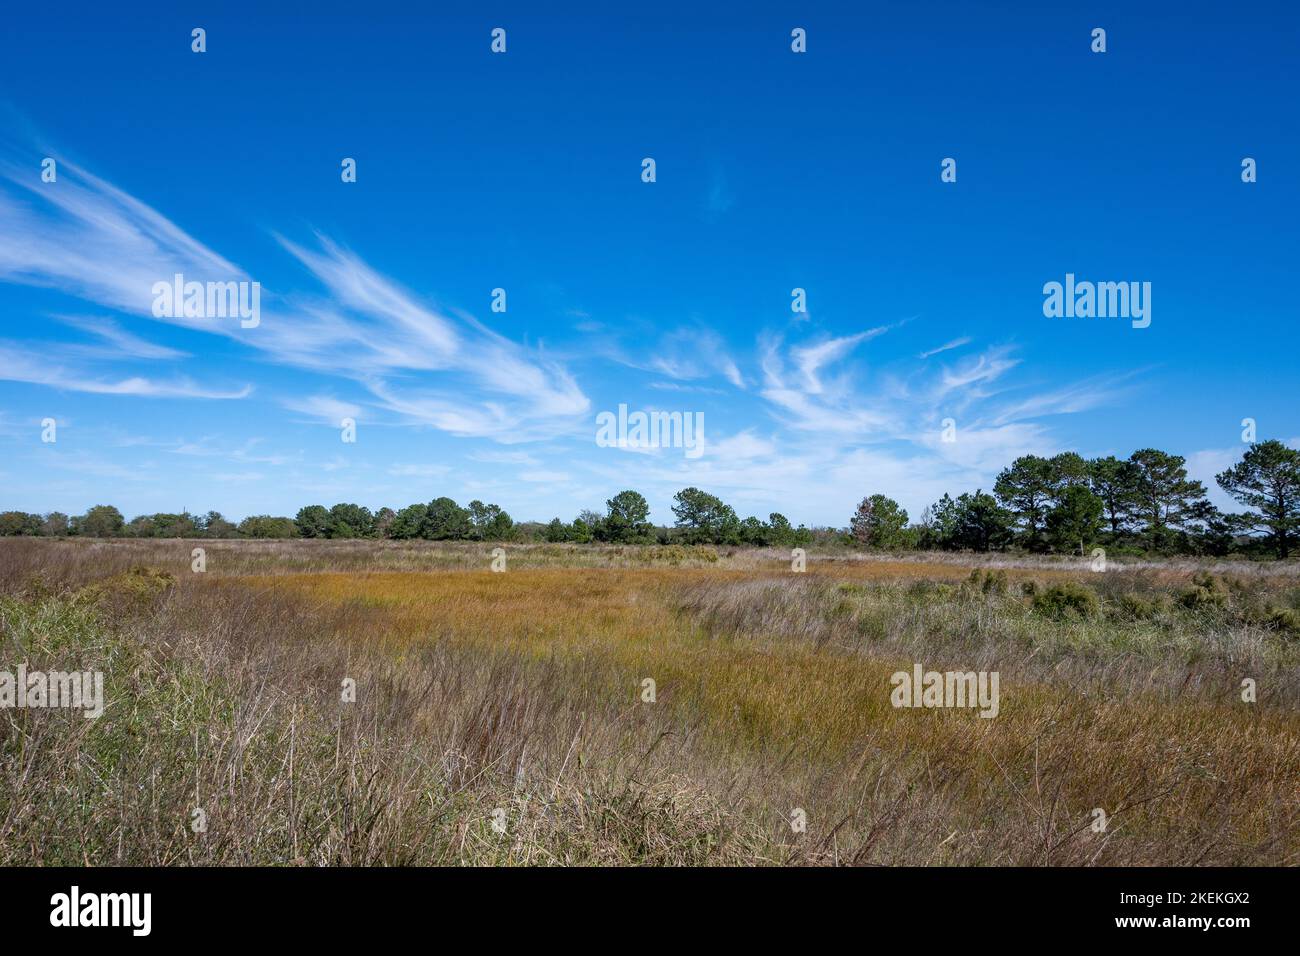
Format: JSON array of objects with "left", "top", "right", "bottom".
[{"left": 0, "top": 538, "right": 1296, "bottom": 865}]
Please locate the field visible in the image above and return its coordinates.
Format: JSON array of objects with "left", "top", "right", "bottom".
[{"left": 1, "top": 538, "right": 1297, "bottom": 866}]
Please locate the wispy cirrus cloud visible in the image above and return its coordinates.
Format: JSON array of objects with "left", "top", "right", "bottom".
[
  {"left": 606, "top": 325, "right": 745, "bottom": 389},
  {"left": 52, "top": 314, "right": 189, "bottom": 360},
  {"left": 267, "top": 234, "right": 591, "bottom": 439},
  {"left": 984, "top": 371, "right": 1139, "bottom": 427},
  {"left": 759, "top": 330, "right": 895, "bottom": 434},
  {"left": 919, "top": 336, "right": 971, "bottom": 359},
  {"left": 0, "top": 342, "right": 251, "bottom": 399},
  {"left": 0, "top": 157, "right": 245, "bottom": 324},
  {"left": 936, "top": 345, "right": 1020, "bottom": 397},
  {"left": 0, "top": 146, "right": 590, "bottom": 441},
  {"left": 0, "top": 139, "right": 1160, "bottom": 525},
  {"left": 282, "top": 394, "right": 363, "bottom": 425},
  {"left": 790, "top": 328, "right": 889, "bottom": 395}
]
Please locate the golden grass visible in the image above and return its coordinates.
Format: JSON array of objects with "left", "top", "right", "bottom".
[
  {"left": 3, "top": 541, "right": 1297, "bottom": 865},
  {"left": 225, "top": 565, "right": 1300, "bottom": 862}
]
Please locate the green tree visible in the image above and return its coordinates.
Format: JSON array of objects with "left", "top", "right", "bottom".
[
  {"left": 487, "top": 509, "right": 514, "bottom": 540},
  {"left": 603, "top": 490, "right": 652, "bottom": 543},
  {"left": 920, "top": 495, "right": 960, "bottom": 550},
  {"left": 40, "top": 512, "right": 70, "bottom": 536},
  {"left": 1215, "top": 439, "right": 1300, "bottom": 558},
  {"left": 127, "top": 515, "right": 158, "bottom": 537},
  {"left": 1184, "top": 500, "right": 1235, "bottom": 557},
  {"left": 327, "top": 503, "right": 374, "bottom": 539},
  {"left": 1127, "top": 449, "right": 1206, "bottom": 552},
  {"left": 737, "top": 516, "right": 771, "bottom": 546},
  {"left": 1045, "top": 485, "right": 1104, "bottom": 555},
  {"left": 424, "top": 497, "right": 470, "bottom": 540},
  {"left": 237, "top": 515, "right": 299, "bottom": 538},
  {"left": 295, "top": 505, "right": 330, "bottom": 539},
  {"left": 849, "top": 495, "right": 909, "bottom": 550},
  {"left": 767, "top": 513, "right": 794, "bottom": 547},
  {"left": 994, "top": 456, "right": 1056, "bottom": 550},
  {"left": 80, "top": 504, "right": 125, "bottom": 538},
  {"left": 671, "top": 487, "right": 737, "bottom": 544},
  {"left": 544, "top": 517, "right": 569, "bottom": 542},
  {"left": 467, "top": 500, "right": 514, "bottom": 540},
  {"left": 1089, "top": 456, "right": 1139, "bottom": 538},
  {"left": 388, "top": 504, "right": 428, "bottom": 540},
  {"left": 569, "top": 516, "right": 594, "bottom": 544},
  {"left": 198, "top": 511, "right": 235, "bottom": 538},
  {"left": 466, "top": 501, "right": 491, "bottom": 540},
  {"left": 0, "top": 512, "right": 41, "bottom": 536},
  {"left": 950, "top": 491, "right": 1013, "bottom": 552},
  {"left": 1048, "top": 452, "right": 1092, "bottom": 490},
  {"left": 151, "top": 512, "right": 198, "bottom": 537}
]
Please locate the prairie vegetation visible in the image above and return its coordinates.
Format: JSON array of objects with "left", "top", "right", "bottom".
[{"left": 1, "top": 537, "right": 1296, "bottom": 866}]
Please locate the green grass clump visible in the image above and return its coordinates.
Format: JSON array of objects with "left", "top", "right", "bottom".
[
  {"left": 966, "top": 568, "right": 1009, "bottom": 596},
  {"left": 1178, "top": 572, "right": 1227, "bottom": 611},
  {"left": 1116, "top": 592, "right": 1168, "bottom": 621},
  {"left": 1032, "top": 581, "right": 1099, "bottom": 621}
]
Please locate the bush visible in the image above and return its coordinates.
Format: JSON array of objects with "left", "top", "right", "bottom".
[
  {"left": 77, "top": 565, "right": 176, "bottom": 617},
  {"left": 965, "top": 568, "right": 1008, "bottom": 597},
  {"left": 1117, "top": 592, "right": 1167, "bottom": 621},
  {"left": 1178, "top": 572, "right": 1227, "bottom": 611},
  {"left": 1033, "top": 582, "right": 1099, "bottom": 621}
]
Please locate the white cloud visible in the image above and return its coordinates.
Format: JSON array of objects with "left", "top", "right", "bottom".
[
  {"left": 282, "top": 394, "right": 362, "bottom": 425},
  {"left": 708, "top": 430, "right": 776, "bottom": 461},
  {"left": 53, "top": 314, "right": 189, "bottom": 360},
  {"left": 986, "top": 373, "right": 1137, "bottom": 426},
  {"left": 0, "top": 154, "right": 589, "bottom": 440},
  {"left": 919, "top": 336, "right": 971, "bottom": 359},
  {"left": 937, "top": 346, "right": 1020, "bottom": 396},
  {"left": 790, "top": 328, "right": 886, "bottom": 395},
  {"left": 916, "top": 421, "right": 1053, "bottom": 474},
  {"left": 0, "top": 343, "right": 250, "bottom": 399}
]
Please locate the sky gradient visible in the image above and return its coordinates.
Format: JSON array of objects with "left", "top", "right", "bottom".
[{"left": 1, "top": 1, "right": 1296, "bottom": 526}]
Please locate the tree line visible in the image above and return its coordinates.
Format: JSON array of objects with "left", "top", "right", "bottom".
[
  {"left": 850, "top": 440, "right": 1299, "bottom": 559},
  {"left": 0, "top": 488, "right": 813, "bottom": 547},
  {"left": 2, "top": 440, "right": 1296, "bottom": 557}
]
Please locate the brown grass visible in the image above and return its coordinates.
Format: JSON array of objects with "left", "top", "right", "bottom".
[{"left": 1, "top": 538, "right": 1296, "bottom": 865}]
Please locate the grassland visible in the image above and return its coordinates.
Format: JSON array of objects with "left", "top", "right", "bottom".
[{"left": 1, "top": 537, "right": 1296, "bottom": 865}]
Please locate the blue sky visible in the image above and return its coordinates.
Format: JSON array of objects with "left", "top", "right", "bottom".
[{"left": 1, "top": 1, "right": 1296, "bottom": 526}]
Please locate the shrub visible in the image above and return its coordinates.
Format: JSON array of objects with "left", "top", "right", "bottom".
[
  {"left": 965, "top": 568, "right": 1008, "bottom": 597},
  {"left": 1178, "top": 572, "right": 1227, "bottom": 611},
  {"left": 1117, "top": 592, "right": 1166, "bottom": 621},
  {"left": 1033, "top": 582, "right": 1099, "bottom": 621},
  {"left": 76, "top": 565, "right": 176, "bottom": 617}
]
